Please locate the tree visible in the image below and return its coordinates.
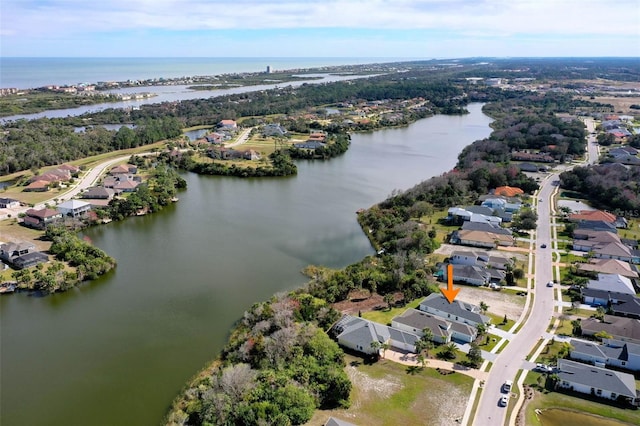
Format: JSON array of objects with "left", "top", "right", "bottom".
[
  {"left": 479, "top": 301, "right": 488, "bottom": 314},
  {"left": 383, "top": 293, "right": 395, "bottom": 311},
  {"left": 571, "top": 319, "right": 582, "bottom": 336},
  {"left": 416, "top": 353, "right": 427, "bottom": 368},
  {"left": 370, "top": 341, "right": 381, "bottom": 357},
  {"left": 380, "top": 341, "right": 390, "bottom": 359},
  {"left": 438, "top": 343, "right": 457, "bottom": 361},
  {"left": 594, "top": 306, "right": 606, "bottom": 321},
  {"left": 502, "top": 314, "right": 508, "bottom": 325},
  {"left": 476, "top": 323, "right": 487, "bottom": 336},
  {"left": 467, "top": 343, "right": 483, "bottom": 367}
]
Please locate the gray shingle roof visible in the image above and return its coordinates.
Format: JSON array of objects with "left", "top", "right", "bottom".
[
  {"left": 325, "top": 417, "right": 358, "bottom": 426},
  {"left": 392, "top": 309, "right": 451, "bottom": 338},
  {"left": 557, "top": 359, "right": 637, "bottom": 398},
  {"left": 419, "top": 293, "right": 490, "bottom": 325}
]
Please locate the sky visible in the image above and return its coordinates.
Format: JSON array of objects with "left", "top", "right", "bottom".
[{"left": 1, "top": 0, "right": 639, "bottom": 58}]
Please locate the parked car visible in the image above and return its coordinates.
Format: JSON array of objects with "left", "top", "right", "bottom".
[
  {"left": 546, "top": 281, "right": 554, "bottom": 287},
  {"left": 502, "top": 380, "right": 512, "bottom": 393},
  {"left": 499, "top": 395, "right": 509, "bottom": 407},
  {"left": 540, "top": 243, "right": 547, "bottom": 248}
]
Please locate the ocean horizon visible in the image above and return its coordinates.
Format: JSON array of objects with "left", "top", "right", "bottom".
[{"left": 0, "top": 57, "right": 419, "bottom": 90}]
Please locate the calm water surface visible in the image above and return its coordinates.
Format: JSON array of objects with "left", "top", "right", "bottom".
[{"left": 0, "top": 104, "right": 492, "bottom": 426}]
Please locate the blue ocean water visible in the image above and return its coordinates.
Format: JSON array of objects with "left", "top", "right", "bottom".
[{"left": 0, "top": 57, "right": 410, "bottom": 89}]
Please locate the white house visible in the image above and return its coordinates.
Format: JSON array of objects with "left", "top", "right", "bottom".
[
  {"left": 332, "top": 315, "right": 420, "bottom": 355},
  {"left": 57, "top": 199, "right": 92, "bottom": 218},
  {"left": 419, "top": 293, "right": 490, "bottom": 328},
  {"left": 556, "top": 359, "right": 638, "bottom": 405},
  {"left": 570, "top": 338, "right": 640, "bottom": 372},
  {"left": 0, "top": 198, "right": 20, "bottom": 209}
]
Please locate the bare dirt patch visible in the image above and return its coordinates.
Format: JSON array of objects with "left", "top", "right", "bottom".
[
  {"left": 332, "top": 292, "right": 386, "bottom": 316},
  {"left": 345, "top": 364, "right": 403, "bottom": 408},
  {"left": 455, "top": 286, "right": 525, "bottom": 319}
]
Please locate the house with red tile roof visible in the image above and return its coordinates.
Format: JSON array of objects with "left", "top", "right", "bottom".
[
  {"left": 218, "top": 119, "right": 237, "bottom": 129},
  {"left": 492, "top": 186, "right": 524, "bottom": 197},
  {"left": 569, "top": 209, "right": 617, "bottom": 223},
  {"left": 23, "top": 208, "right": 63, "bottom": 229},
  {"left": 23, "top": 180, "right": 50, "bottom": 192}
]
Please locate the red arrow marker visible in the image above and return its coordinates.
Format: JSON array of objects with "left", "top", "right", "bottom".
[{"left": 441, "top": 264, "right": 460, "bottom": 304}]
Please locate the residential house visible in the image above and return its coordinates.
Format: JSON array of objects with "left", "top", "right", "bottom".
[
  {"left": 586, "top": 274, "right": 636, "bottom": 296},
  {"left": 0, "top": 241, "right": 35, "bottom": 262},
  {"left": 570, "top": 338, "right": 640, "bottom": 371},
  {"left": 555, "top": 359, "right": 638, "bottom": 405},
  {"left": 218, "top": 119, "right": 237, "bottom": 129},
  {"left": 392, "top": 309, "right": 452, "bottom": 344},
  {"left": 492, "top": 186, "right": 524, "bottom": 197},
  {"left": 0, "top": 241, "right": 48, "bottom": 269},
  {"left": 57, "top": 163, "right": 81, "bottom": 174},
  {"left": 418, "top": 293, "right": 490, "bottom": 328},
  {"left": 23, "top": 208, "right": 63, "bottom": 229},
  {"left": 109, "top": 164, "right": 137, "bottom": 175},
  {"left": 581, "top": 288, "right": 636, "bottom": 307},
  {"left": 461, "top": 222, "right": 512, "bottom": 235},
  {"left": 610, "top": 297, "right": 640, "bottom": 320},
  {"left": 23, "top": 180, "right": 50, "bottom": 192},
  {"left": 575, "top": 221, "right": 618, "bottom": 233},
  {"left": 262, "top": 123, "right": 288, "bottom": 137},
  {"left": 510, "top": 152, "right": 555, "bottom": 163},
  {"left": 578, "top": 259, "right": 639, "bottom": 279},
  {"left": 11, "top": 252, "right": 49, "bottom": 269},
  {"left": 481, "top": 198, "right": 522, "bottom": 213},
  {"left": 82, "top": 186, "right": 115, "bottom": 200},
  {"left": 569, "top": 209, "right": 617, "bottom": 225},
  {"left": 450, "top": 229, "right": 515, "bottom": 249},
  {"left": 113, "top": 180, "right": 140, "bottom": 193},
  {"left": 581, "top": 315, "right": 640, "bottom": 344},
  {"left": 242, "top": 150, "right": 261, "bottom": 161},
  {"left": 204, "top": 132, "right": 226, "bottom": 144},
  {"left": 324, "top": 418, "right": 357, "bottom": 426},
  {"left": 0, "top": 198, "right": 20, "bottom": 208},
  {"left": 442, "top": 264, "right": 491, "bottom": 286},
  {"left": 572, "top": 231, "right": 638, "bottom": 263},
  {"left": 57, "top": 199, "right": 92, "bottom": 218},
  {"left": 293, "top": 140, "right": 326, "bottom": 149},
  {"left": 331, "top": 315, "right": 420, "bottom": 355},
  {"left": 449, "top": 251, "right": 480, "bottom": 266}
]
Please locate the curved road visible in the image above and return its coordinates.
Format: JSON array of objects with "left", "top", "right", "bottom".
[{"left": 473, "top": 122, "right": 597, "bottom": 425}]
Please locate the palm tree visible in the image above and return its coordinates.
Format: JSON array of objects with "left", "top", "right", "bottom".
[
  {"left": 479, "top": 301, "right": 488, "bottom": 314},
  {"left": 416, "top": 353, "right": 427, "bottom": 368},
  {"left": 381, "top": 342, "right": 390, "bottom": 359},
  {"left": 370, "top": 340, "right": 381, "bottom": 357}
]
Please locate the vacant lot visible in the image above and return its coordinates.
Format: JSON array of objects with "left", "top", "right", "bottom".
[
  {"left": 306, "top": 354, "right": 473, "bottom": 426},
  {"left": 455, "top": 285, "right": 526, "bottom": 320}
]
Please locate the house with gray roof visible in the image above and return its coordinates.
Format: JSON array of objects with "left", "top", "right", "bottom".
[
  {"left": 555, "top": 359, "right": 638, "bottom": 405},
  {"left": 419, "top": 293, "right": 490, "bottom": 327},
  {"left": 581, "top": 316, "right": 640, "bottom": 344},
  {"left": 442, "top": 264, "right": 491, "bottom": 286},
  {"left": 0, "top": 198, "right": 20, "bottom": 209},
  {"left": 331, "top": 315, "right": 420, "bottom": 355},
  {"left": 82, "top": 186, "right": 115, "bottom": 200},
  {"left": 581, "top": 288, "right": 636, "bottom": 307},
  {"left": 611, "top": 297, "right": 640, "bottom": 320},
  {"left": 57, "top": 199, "right": 92, "bottom": 218},
  {"left": 392, "top": 309, "right": 453, "bottom": 343},
  {"left": 570, "top": 338, "right": 640, "bottom": 371},
  {"left": 586, "top": 274, "right": 636, "bottom": 296},
  {"left": 325, "top": 417, "right": 357, "bottom": 426}
]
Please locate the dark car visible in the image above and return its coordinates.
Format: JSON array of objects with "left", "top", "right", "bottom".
[{"left": 541, "top": 243, "right": 547, "bottom": 248}]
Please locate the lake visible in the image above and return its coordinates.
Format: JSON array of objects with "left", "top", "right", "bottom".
[{"left": 0, "top": 103, "right": 493, "bottom": 426}]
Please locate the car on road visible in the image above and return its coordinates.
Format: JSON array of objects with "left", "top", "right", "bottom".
[
  {"left": 499, "top": 395, "right": 509, "bottom": 407},
  {"left": 540, "top": 243, "right": 547, "bottom": 248},
  {"left": 502, "top": 380, "right": 512, "bottom": 393},
  {"left": 546, "top": 281, "right": 554, "bottom": 287}
]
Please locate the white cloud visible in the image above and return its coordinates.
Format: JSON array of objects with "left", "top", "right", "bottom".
[{"left": 2, "top": 0, "right": 638, "bottom": 37}]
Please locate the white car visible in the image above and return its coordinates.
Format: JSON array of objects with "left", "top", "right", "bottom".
[
  {"left": 499, "top": 395, "right": 509, "bottom": 407},
  {"left": 546, "top": 281, "right": 554, "bottom": 287},
  {"left": 502, "top": 380, "right": 512, "bottom": 393}
]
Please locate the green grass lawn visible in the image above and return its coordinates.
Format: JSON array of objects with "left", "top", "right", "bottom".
[
  {"left": 361, "top": 299, "right": 422, "bottom": 325},
  {"left": 524, "top": 388, "right": 640, "bottom": 426},
  {"left": 487, "top": 312, "right": 516, "bottom": 331},
  {"left": 478, "top": 333, "right": 502, "bottom": 352},
  {"left": 308, "top": 353, "right": 473, "bottom": 426}
]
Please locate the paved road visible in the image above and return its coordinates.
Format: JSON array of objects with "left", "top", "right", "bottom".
[
  {"left": 472, "top": 122, "right": 598, "bottom": 425},
  {"left": 472, "top": 175, "right": 557, "bottom": 426}
]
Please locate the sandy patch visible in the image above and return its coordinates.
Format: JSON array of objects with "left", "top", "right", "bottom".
[
  {"left": 455, "top": 285, "right": 525, "bottom": 320},
  {"left": 345, "top": 364, "right": 403, "bottom": 408}
]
